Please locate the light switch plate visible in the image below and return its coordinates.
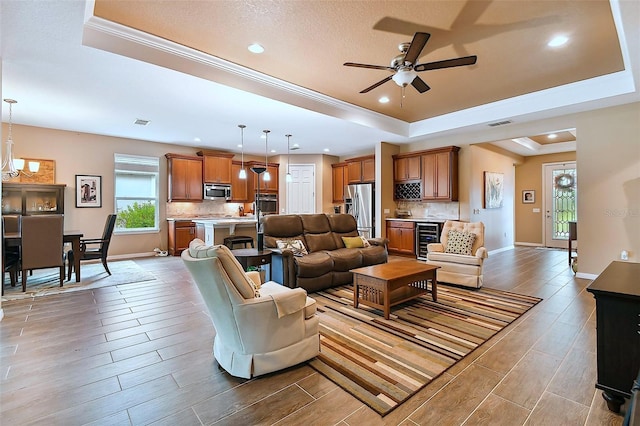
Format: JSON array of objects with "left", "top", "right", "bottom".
[{"left": 533, "top": 208, "right": 541, "bottom": 213}]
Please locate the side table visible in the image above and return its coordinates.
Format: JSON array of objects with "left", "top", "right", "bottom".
[{"left": 231, "top": 248, "right": 272, "bottom": 282}]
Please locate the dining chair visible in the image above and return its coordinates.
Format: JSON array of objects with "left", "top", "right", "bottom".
[
  {"left": 2, "top": 216, "right": 21, "bottom": 295},
  {"left": 20, "top": 214, "right": 65, "bottom": 292},
  {"left": 67, "top": 214, "right": 117, "bottom": 281}
]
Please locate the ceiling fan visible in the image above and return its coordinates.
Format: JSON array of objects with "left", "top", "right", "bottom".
[{"left": 344, "top": 32, "right": 477, "bottom": 94}]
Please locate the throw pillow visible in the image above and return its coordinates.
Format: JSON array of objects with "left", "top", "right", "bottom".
[
  {"left": 276, "top": 239, "right": 309, "bottom": 256},
  {"left": 445, "top": 230, "right": 476, "bottom": 256},
  {"left": 360, "top": 236, "right": 371, "bottom": 247},
  {"left": 342, "top": 236, "right": 364, "bottom": 248}
]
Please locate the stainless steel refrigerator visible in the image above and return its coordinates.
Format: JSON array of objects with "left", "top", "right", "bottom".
[{"left": 345, "top": 183, "right": 375, "bottom": 239}]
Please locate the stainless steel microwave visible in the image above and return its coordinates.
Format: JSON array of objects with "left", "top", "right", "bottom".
[{"left": 203, "top": 184, "right": 232, "bottom": 201}]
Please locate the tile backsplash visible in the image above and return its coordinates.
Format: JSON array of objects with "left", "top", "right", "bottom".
[
  {"left": 166, "top": 201, "right": 247, "bottom": 218},
  {"left": 395, "top": 201, "right": 460, "bottom": 219}
]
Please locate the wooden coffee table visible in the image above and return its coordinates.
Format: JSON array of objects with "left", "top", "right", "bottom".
[{"left": 351, "top": 261, "right": 439, "bottom": 319}]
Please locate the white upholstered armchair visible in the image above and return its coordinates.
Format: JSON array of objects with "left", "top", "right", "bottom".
[
  {"left": 182, "top": 239, "right": 320, "bottom": 379},
  {"left": 426, "top": 221, "right": 488, "bottom": 288}
]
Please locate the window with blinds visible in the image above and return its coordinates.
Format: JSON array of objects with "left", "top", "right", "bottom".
[{"left": 114, "top": 153, "right": 160, "bottom": 233}]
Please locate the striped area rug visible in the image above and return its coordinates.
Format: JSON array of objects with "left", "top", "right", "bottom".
[{"left": 309, "top": 284, "right": 541, "bottom": 416}]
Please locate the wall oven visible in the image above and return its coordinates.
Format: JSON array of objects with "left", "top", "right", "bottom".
[
  {"left": 255, "top": 193, "right": 278, "bottom": 215},
  {"left": 203, "top": 184, "right": 232, "bottom": 201}
]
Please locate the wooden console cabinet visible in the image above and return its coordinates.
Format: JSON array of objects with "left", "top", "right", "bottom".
[
  {"left": 1, "top": 183, "right": 66, "bottom": 215},
  {"left": 586, "top": 261, "right": 640, "bottom": 413},
  {"left": 386, "top": 220, "right": 415, "bottom": 256}
]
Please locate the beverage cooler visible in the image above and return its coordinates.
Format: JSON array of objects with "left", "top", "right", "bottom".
[{"left": 416, "top": 223, "right": 441, "bottom": 260}]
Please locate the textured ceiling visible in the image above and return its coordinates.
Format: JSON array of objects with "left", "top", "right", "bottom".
[{"left": 94, "top": 0, "right": 623, "bottom": 123}]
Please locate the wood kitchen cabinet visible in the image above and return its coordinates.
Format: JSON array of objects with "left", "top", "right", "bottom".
[
  {"left": 393, "top": 155, "right": 421, "bottom": 182},
  {"left": 332, "top": 162, "right": 348, "bottom": 203},
  {"left": 422, "top": 146, "right": 459, "bottom": 201},
  {"left": 347, "top": 155, "right": 375, "bottom": 184},
  {"left": 230, "top": 161, "right": 249, "bottom": 202},
  {"left": 167, "top": 219, "right": 196, "bottom": 256},
  {"left": 247, "top": 161, "right": 279, "bottom": 193},
  {"left": 197, "top": 150, "right": 233, "bottom": 184},
  {"left": 386, "top": 220, "right": 415, "bottom": 256},
  {"left": 165, "top": 154, "right": 203, "bottom": 202},
  {"left": 586, "top": 261, "right": 640, "bottom": 413}
]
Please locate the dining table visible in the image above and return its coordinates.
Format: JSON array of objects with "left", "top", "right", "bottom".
[{"left": 4, "top": 230, "right": 84, "bottom": 282}]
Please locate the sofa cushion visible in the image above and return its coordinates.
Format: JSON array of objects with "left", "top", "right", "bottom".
[
  {"left": 188, "top": 239, "right": 258, "bottom": 299},
  {"left": 295, "top": 251, "right": 334, "bottom": 278},
  {"left": 305, "top": 232, "right": 339, "bottom": 252},
  {"left": 276, "top": 239, "right": 308, "bottom": 256},
  {"left": 445, "top": 230, "right": 476, "bottom": 256},
  {"left": 327, "top": 248, "right": 363, "bottom": 272},
  {"left": 428, "top": 251, "right": 484, "bottom": 266},
  {"left": 360, "top": 245, "right": 388, "bottom": 266},
  {"left": 263, "top": 215, "right": 306, "bottom": 249}
]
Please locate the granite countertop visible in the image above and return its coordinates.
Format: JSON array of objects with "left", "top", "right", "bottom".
[
  {"left": 385, "top": 217, "right": 458, "bottom": 223},
  {"left": 167, "top": 216, "right": 257, "bottom": 223}
]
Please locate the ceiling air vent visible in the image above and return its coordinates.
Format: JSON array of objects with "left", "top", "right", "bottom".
[
  {"left": 488, "top": 120, "right": 512, "bottom": 127},
  {"left": 134, "top": 118, "right": 151, "bottom": 126}
]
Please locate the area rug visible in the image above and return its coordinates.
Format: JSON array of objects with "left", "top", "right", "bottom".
[
  {"left": 309, "top": 285, "right": 541, "bottom": 416},
  {"left": 2, "top": 260, "right": 158, "bottom": 301}
]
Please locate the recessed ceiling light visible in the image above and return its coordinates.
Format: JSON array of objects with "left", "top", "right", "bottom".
[
  {"left": 548, "top": 133, "right": 557, "bottom": 139},
  {"left": 194, "top": 137, "right": 201, "bottom": 142},
  {"left": 547, "top": 35, "right": 568, "bottom": 47},
  {"left": 379, "top": 96, "right": 390, "bottom": 104},
  {"left": 248, "top": 43, "right": 264, "bottom": 54},
  {"left": 237, "top": 144, "right": 243, "bottom": 148},
  {"left": 270, "top": 149, "right": 276, "bottom": 153},
  {"left": 323, "top": 148, "right": 330, "bottom": 152}
]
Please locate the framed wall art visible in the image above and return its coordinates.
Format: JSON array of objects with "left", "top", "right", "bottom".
[
  {"left": 76, "top": 174, "right": 102, "bottom": 208},
  {"left": 483, "top": 171, "right": 504, "bottom": 209},
  {"left": 522, "top": 190, "right": 535, "bottom": 204}
]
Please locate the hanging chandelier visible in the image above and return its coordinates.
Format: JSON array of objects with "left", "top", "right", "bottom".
[
  {"left": 238, "top": 124, "right": 246, "bottom": 179},
  {"left": 2, "top": 99, "right": 39, "bottom": 181}
]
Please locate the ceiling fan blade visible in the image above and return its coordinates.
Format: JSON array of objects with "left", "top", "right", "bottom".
[
  {"left": 414, "top": 55, "right": 477, "bottom": 72},
  {"left": 411, "top": 76, "right": 430, "bottom": 93},
  {"left": 404, "top": 32, "right": 430, "bottom": 65},
  {"left": 360, "top": 75, "right": 393, "bottom": 93},
  {"left": 344, "top": 62, "right": 393, "bottom": 71}
]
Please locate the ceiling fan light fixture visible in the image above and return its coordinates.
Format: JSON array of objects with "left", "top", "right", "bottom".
[{"left": 392, "top": 68, "right": 417, "bottom": 87}]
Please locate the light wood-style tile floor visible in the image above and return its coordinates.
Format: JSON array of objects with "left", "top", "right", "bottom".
[{"left": 0, "top": 247, "right": 629, "bottom": 425}]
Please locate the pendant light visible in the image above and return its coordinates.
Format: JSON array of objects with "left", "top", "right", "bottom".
[
  {"left": 262, "top": 130, "right": 271, "bottom": 182},
  {"left": 285, "top": 134, "right": 292, "bottom": 183},
  {"left": 238, "top": 124, "right": 246, "bottom": 179}
]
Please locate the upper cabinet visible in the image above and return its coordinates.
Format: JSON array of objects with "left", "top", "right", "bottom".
[
  {"left": 165, "top": 154, "right": 203, "bottom": 202},
  {"left": 246, "top": 161, "right": 279, "bottom": 194},
  {"left": 393, "top": 146, "right": 459, "bottom": 202},
  {"left": 1, "top": 183, "right": 66, "bottom": 215},
  {"left": 346, "top": 155, "right": 375, "bottom": 184},
  {"left": 230, "top": 161, "right": 249, "bottom": 202},
  {"left": 393, "top": 155, "right": 421, "bottom": 182},
  {"left": 197, "top": 150, "right": 233, "bottom": 184},
  {"left": 332, "top": 162, "right": 348, "bottom": 203},
  {"left": 421, "top": 147, "right": 459, "bottom": 201}
]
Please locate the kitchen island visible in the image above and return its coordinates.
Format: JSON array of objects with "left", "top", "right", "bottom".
[{"left": 191, "top": 217, "right": 258, "bottom": 247}]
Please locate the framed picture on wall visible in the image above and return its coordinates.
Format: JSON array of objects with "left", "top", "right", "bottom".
[
  {"left": 522, "top": 190, "right": 535, "bottom": 204},
  {"left": 75, "top": 174, "right": 102, "bottom": 208},
  {"left": 483, "top": 171, "right": 504, "bottom": 209}
]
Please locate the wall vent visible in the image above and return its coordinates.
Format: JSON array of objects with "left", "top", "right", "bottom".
[
  {"left": 134, "top": 118, "right": 151, "bottom": 126},
  {"left": 487, "top": 120, "right": 512, "bottom": 127}
]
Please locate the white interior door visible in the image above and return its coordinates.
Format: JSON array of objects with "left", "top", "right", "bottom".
[
  {"left": 543, "top": 162, "right": 577, "bottom": 248},
  {"left": 286, "top": 164, "right": 315, "bottom": 214}
]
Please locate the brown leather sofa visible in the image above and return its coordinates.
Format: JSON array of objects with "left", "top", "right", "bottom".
[{"left": 263, "top": 213, "right": 388, "bottom": 293}]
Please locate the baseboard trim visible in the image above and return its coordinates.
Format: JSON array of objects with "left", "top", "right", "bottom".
[
  {"left": 488, "top": 245, "right": 515, "bottom": 256},
  {"left": 576, "top": 272, "right": 597, "bottom": 280},
  {"left": 515, "top": 242, "right": 544, "bottom": 247}
]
